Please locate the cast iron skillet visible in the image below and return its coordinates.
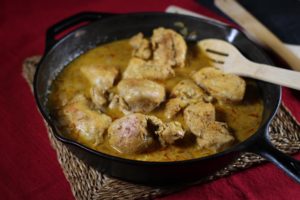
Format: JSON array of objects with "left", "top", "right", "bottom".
[{"left": 34, "top": 12, "right": 300, "bottom": 185}]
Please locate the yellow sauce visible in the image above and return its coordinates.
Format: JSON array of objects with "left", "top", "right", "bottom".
[{"left": 48, "top": 39, "right": 263, "bottom": 161}]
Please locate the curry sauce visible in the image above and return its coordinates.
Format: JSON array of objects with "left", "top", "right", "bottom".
[{"left": 48, "top": 39, "right": 263, "bottom": 161}]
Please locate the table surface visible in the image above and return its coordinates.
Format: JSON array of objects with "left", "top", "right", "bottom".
[{"left": 1, "top": 0, "right": 299, "bottom": 199}]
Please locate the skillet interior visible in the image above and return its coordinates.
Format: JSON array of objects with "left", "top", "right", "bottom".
[{"left": 34, "top": 13, "right": 281, "bottom": 183}]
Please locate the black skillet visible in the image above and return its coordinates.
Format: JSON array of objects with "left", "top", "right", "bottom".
[{"left": 34, "top": 12, "right": 300, "bottom": 185}]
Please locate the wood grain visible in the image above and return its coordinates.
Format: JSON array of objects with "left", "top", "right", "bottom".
[{"left": 215, "top": 0, "right": 300, "bottom": 71}]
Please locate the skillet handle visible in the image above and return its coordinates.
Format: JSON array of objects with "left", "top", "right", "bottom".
[
  {"left": 250, "top": 133, "right": 300, "bottom": 183},
  {"left": 45, "top": 12, "right": 115, "bottom": 51}
]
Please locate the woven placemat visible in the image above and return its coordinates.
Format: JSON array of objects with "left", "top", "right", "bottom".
[{"left": 23, "top": 56, "right": 300, "bottom": 200}]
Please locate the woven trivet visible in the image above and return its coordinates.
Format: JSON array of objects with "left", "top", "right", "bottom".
[{"left": 23, "top": 56, "right": 300, "bottom": 200}]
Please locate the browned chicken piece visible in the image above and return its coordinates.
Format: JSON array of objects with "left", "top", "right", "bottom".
[
  {"left": 123, "top": 28, "right": 187, "bottom": 80},
  {"left": 165, "top": 79, "right": 207, "bottom": 120},
  {"left": 164, "top": 97, "right": 190, "bottom": 120},
  {"left": 117, "top": 79, "right": 165, "bottom": 113},
  {"left": 196, "top": 122, "right": 234, "bottom": 152},
  {"left": 151, "top": 27, "right": 187, "bottom": 68},
  {"left": 108, "top": 113, "right": 185, "bottom": 154},
  {"left": 80, "top": 65, "right": 119, "bottom": 107},
  {"left": 123, "top": 57, "right": 175, "bottom": 80},
  {"left": 183, "top": 102, "right": 216, "bottom": 136},
  {"left": 60, "top": 95, "right": 112, "bottom": 147},
  {"left": 145, "top": 116, "right": 185, "bottom": 146},
  {"left": 192, "top": 67, "right": 246, "bottom": 102},
  {"left": 170, "top": 79, "right": 205, "bottom": 99},
  {"left": 107, "top": 113, "right": 155, "bottom": 154},
  {"left": 129, "top": 32, "right": 152, "bottom": 60},
  {"left": 156, "top": 121, "right": 185, "bottom": 146},
  {"left": 183, "top": 102, "right": 234, "bottom": 151}
]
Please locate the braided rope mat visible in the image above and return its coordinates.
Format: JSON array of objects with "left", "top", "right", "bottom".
[{"left": 23, "top": 56, "right": 300, "bottom": 200}]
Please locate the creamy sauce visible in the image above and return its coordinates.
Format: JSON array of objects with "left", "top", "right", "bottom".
[{"left": 48, "top": 39, "right": 263, "bottom": 161}]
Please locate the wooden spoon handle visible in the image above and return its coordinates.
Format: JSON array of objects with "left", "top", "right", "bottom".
[
  {"left": 215, "top": 0, "right": 300, "bottom": 72},
  {"left": 238, "top": 61, "right": 300, "bottom": 90}
]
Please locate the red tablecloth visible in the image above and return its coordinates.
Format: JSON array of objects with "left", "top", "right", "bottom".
[{"left": 1, "top": 0, "right": 299, "bottom": 199}]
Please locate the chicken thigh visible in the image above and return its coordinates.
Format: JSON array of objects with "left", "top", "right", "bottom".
[
  {"left": 108, "top": 113, "right": 185, "bottom": 154},
  {"left": 165, "top": 79, "right": 207, "bottom": 120},
  {"left": 117, "top": 79, "right": 165, "bottom": 113},
  {"left": 129, "top": 32, "right": 152, "bottom": 60},
  {"left": 123, "top": 27, "right": 187, "bottom": 80},
  {"left": 107, "top": 113, "right": 155, "bottom": 154},
  {"left": 183, "top": 101, "right": 216, "bottom": 136},
  {"left": 151, "top": 27, "right": 187, "bottom": 68},
  {"left": 165, "top": 97, "right": 190, "bottom": 120},
  {"left": 184, "top": 101, "right": 234, "bottom": 151},
  {"left": 196, "top": 122, "right": 234, "bottom": 152},
  {"left": 60, "top": 95, "right": 112, "bottom": 147},
  {"left": 123, "top": 57, "right": 175, "bottom": 80},
  {"left": 170, "top": 79, "right": 205, "bottom": 99},
  {"left": 157, "top": 121, "right": 185, "bottom": 146},
  {"left": 80, "top": 65, "right": 118, "bottom": 108},
  {"left": 192, "top": 67, "right": 246, "bottom": 102}
]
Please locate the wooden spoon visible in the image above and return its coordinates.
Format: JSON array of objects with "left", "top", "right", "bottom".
[
  {"left": 198, "top": 39, "right": 300, "bottom": 90},
  {"left": 214, "top": 0, "right": 300, "bottom": 72}
]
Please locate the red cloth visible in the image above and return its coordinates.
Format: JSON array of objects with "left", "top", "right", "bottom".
[{"left": 0, "top": 0, "right": 299, "bottom": 199}]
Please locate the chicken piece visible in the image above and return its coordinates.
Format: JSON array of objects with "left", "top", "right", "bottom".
[
  {"left": 157, "top": 121, "right": 185, "bottom": 146},
  {"left": 183, "top": 101, "right": 234, "bottom": 151},
  {"left": 123, "top": 28, "right": 187, "bottom": 80},
  {"left": 164, "top": 80, "right": 206, "bottom": 120},
  {"left": 143, "top": 116, "right": 185, "bottom": 146},
  {"left": 196, "top": 122, "right": 234, "bottom": 152},
  {"left": 108, "top": 94, "right": 131, "bottom": 115},
  {"left": 123, "top": 57, "right": 175, "bottom": 80},
  {"left": 117, "top": 79, "right": 165, "bottom": 113},
  {"left": 144, "top": 115, "right": 185, "bottom": 146},
  {"left": 90, "top": 87, "right": 107, "bottom": 109},
  {"left": 171, "top": 79, "right": 205, "bottom": 99},
  {"left": 183, "top": 102, "right": 216, "bottom": 136},
  {"left": 192, "top": 67, "right": 246, "bottom": 102},
  {"left": 151, "top": 27, "right": 187, "bottom": 68},
  {"left": 80, "top": 65, "right": 118, "bottom": 107},
  {"left": 129, "top": 33, "right": 151, "bottom": 60},
  {"left": 81, "top": 65, "right": 118, "bottom": 91},
  {"left": 108, "top": 113, "right": 185, "bottom": 154},
  {"left": 107, "top": 113, "right": 155, "bottom": 154},
  {"left": 164, "top": 97, "right": 190, "bottom": 120},
  {"left": 60, "top": 95, "right": 112, "bottom": 146}
]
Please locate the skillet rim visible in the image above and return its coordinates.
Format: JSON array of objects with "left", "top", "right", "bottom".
[{"left": 33, "top": 12, "right": 282, "bottom": 166}]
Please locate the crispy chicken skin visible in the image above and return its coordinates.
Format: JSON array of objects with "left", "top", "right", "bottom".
[
  {"left": 192, "top": 67, "right": 246, "bottom": 102},
  {"left": 117, "top": 79, "right": 166, "bottom": 113},
  {"left": 165, "top": 79, "right": 207, "bottom": 120},
  {"left": 108, "top": 113, "right": 185, "bottom": 154},
  {"left": 124, "top": 27, "right": 187, "bottom": 80},
  {"left": 184, "top": 102, "right": 234, "bottom": 151},
  {"left": 60, "top": 95, "right": 112, "bottom": 146},
  {"left": 80, "top": 65, "right": 118, "bottom": 108}
]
